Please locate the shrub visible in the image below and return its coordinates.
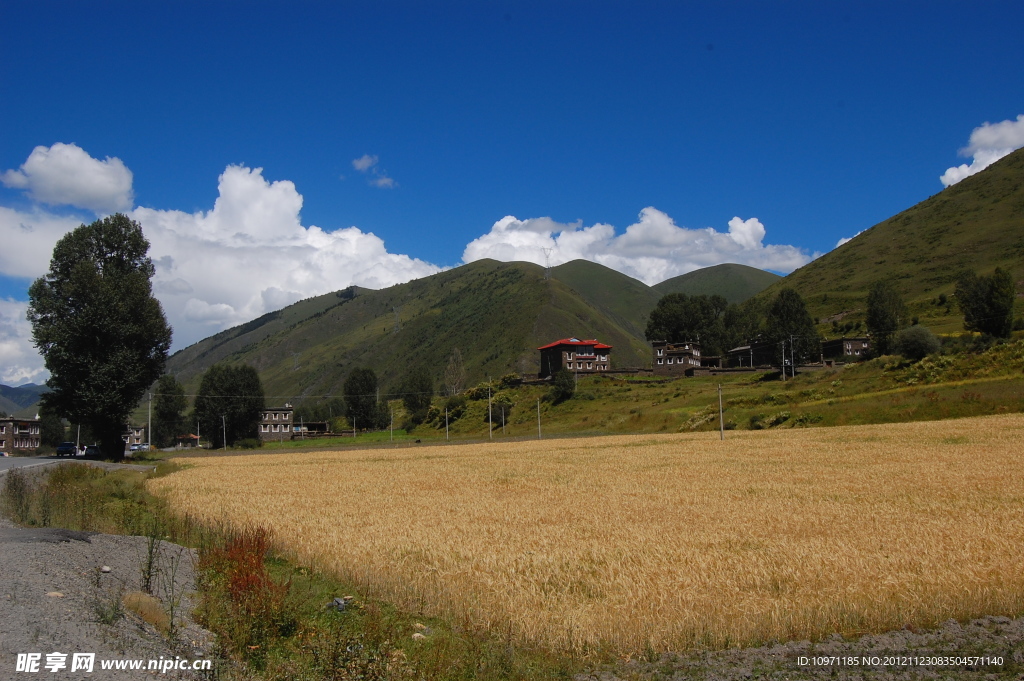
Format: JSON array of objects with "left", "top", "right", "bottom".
[
  {"left": 497, "top": 373, "right": 523, "bottom": 389},
  {"left": 443, "top": 395, "right": 467, "bottom": 421},
  {"left": 548, "top": 368, "right": 576, "bottom": 404},
  {"left": 895, "top": 326, "right": 941, "bottom": 361}
]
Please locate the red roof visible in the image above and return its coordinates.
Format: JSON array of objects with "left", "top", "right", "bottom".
[{"left": 537, "top": 337, "right": 613, "bottom": 351}]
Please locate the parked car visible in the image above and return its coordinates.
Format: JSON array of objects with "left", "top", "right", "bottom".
[
  {"left": 84, "top": 445, "right": 100, "bottom": 457},
  {"left": 55, "top": 441, "right": 77, "bottom": 457}
]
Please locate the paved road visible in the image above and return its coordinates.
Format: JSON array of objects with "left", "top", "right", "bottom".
[
  {"left": 0, "top": 455, "right": 75, "bottom": 474},
  {"left": 0, "top": 455, "right": 154, "bottom": 474}
]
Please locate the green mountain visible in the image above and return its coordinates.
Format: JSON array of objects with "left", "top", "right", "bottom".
[
  {"left": 165, "top": 259, "right": 658, "bottom": 403},
  {"left": 0, "top": 383, "right": 48, "bottom": 416},
  {"left": 761, "top": 146, "right": 1024, "bottom": 333},
  {"left": 549, "top": 260, "right": 662, "bottom": 337},
  {"left": 653, "top": 263, "right": 781, "bottom": 303}
]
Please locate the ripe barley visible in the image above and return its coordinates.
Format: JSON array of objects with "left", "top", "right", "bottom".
[{"left": 150, "top": 413, "right": 1024, "bottom": 656}]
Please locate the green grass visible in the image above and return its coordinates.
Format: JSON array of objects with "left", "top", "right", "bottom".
[
  {"left": 653, "top": 263, "right": 781, "bottom": 303},
  {"left": 761, "top": 146, "right": 1024, "bottom": 336}
]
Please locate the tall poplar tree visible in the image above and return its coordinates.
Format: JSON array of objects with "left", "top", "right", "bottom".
[{"left": 28, "top": 214, "right": 172, "bottom": 459}]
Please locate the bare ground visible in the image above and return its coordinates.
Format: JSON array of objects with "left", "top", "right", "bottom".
[{"left": 0, "top": 513, "right": 215, "bottom": 680}]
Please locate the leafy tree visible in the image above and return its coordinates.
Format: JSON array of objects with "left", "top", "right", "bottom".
[
  {"left": 894, "top": 326, "right": 941, "bottom": 361},
  {"left": 549, "top": 368, "right": 576, "bottom": 403},
  {"left": 38, "top": 405, "right": 66, "bottom": 447},
  {"left": 294, "top": 397, "right": 345, "bottom": 427},
  {"left": 866, "top": 280, "right": 906, "bottom": 355},
  {"left": 193, "top": 364, "right": 265, "bottom": 448},
  {"left": 443, "top": 348, "right": 466, "bottom": 396},
  {"left": 400, "top": 367, "right": 434, "bottom": 425},
  {"left": 722, "top": 297, "right": 766, "bottom": 352},
  {"left": 27, "top": 214, "right": 172, "bottom": 459},
  {"left": 645, "top": 293, "right": 729, "bottom": 354},
  {"left": 344, "top": 368, "right": 387, "bottom": 430},
  {"left": 956, "top": 268, "right": 1015, "bottom": 338},
  {"left": 764, "top": 288, "right": 820, "bottom": 367},
  {"left": 152, "top": 374, "right": 188, "bottom": 448}
]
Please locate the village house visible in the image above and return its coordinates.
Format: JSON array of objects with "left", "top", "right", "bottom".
[
  {"left": 259, "top": 404, "right": 294, "bottom": 442},
  {"left": 538, "top": 338, "right": 612, "bottom": 378},
  {"left": 0, "top": 416, "right": 41, "bottom": 456},
  {"left": 123, "top": 426, "right": 145, "bottom": 447},
  {"left": 821, "top": 336, "right": 871, "bottom": 360},
  {"left": 651, "top": 340, "right": 702, "bottom": 376}
]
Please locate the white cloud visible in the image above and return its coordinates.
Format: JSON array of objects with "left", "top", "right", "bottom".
[
  {"left": 0, "top": 153, "right": 441, "bottom": 364},
  {"left": 462, "top": 207, "right": 814, "bottom": 284},
  {"left": 1, "top": 143, "right": 133, "bottom": 213},
  {"left": 835, "top": 230, "right": 864, "bottom": 248},
  {"left": 940, "top": 114, "right": 1024, "bottom": 187},
  {"left": 0, "top": 298, "right": 47, "bottom": 385},
  {"left": 130, "top": 164, "right": 437, "bottom": 347},
  {"left": 352, "top": 154, "right": 378, "bottom": 172},
  {"left": 351, "top": 153, "right": 397, "bottom": 188}
]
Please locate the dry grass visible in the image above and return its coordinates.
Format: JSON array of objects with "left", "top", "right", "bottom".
[
  {"left": 122, "top": 591, "right": 170, "bottom": 633},
  {"left": 151, "top": 413, "right": 1024, "bottom": 656}
]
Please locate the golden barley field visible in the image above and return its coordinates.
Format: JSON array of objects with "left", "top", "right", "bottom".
[{"left": 151, "top": 414, "right": 1024, "bottom": 655}]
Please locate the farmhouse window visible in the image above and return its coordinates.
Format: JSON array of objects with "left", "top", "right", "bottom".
[
  {"left": 587, "top": 362, "right": 592, "bottom": 369},
  {"left": 657, "top": 359, "right": 663, "bottom": 364}
]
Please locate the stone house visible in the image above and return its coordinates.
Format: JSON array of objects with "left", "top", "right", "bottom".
[{"left": 538, "top": 338, "right": 612, "bottom": 378}]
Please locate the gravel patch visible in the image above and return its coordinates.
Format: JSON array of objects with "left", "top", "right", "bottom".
[
  {"left": 577, "top": 617, "right": 1024, "bottom": 680},
  {"left": 0, "top": 513, "right": 215, "bottom": 680}
]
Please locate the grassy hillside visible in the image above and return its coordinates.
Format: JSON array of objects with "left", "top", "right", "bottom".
[
  {"left": 654, "top": 263, "right": 781, "bottom": 303},
  {"left": 763, "top": 146, "right": 1024, "bottom": 334},
  {"left": 548, "top": 259, "right": 662, "bottom": 337},
  {"left": 165, "top": 259, "right": 655, "bottom": 405}
]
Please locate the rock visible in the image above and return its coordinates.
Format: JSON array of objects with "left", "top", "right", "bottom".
[
  {"left": 46, "top": 592, "right": 64, "bottom": 598},
  {"left": 412, "top": 632, "right": 427, "bottom": 641},
  {"left": 100, "top": 565, "right": 111, "bottom": 573},
  {"left": 327, "top": 595, "right": 355, "bottom": 612}
]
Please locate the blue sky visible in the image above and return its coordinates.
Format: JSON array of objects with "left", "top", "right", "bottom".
[{"left": 2, "top": 1, "right": 1023, "bottom": 383}]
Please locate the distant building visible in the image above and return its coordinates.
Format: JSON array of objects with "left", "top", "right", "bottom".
[
  {"left": 726, "top": 338, "right": 780, "bottom": 368},
  {"left": 538, "top": 338, "right": 612, "bottom": 378},
  {"left": 651, "top": 340, "right": 702, "bottom": 376},
  {"left": 822, "top": 336, "right": 870, "bottom": 360},
  {"left": 0, "top": 416, "right": 41, "bottom": 456},
  {"left": 260, "top": 404, "right": 294, "bottom": 441},
  {"left": 123, "top": 426, "right": 145, "bottom": 447}
]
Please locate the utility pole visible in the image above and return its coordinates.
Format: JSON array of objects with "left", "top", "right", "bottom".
[
  {"left": 488, "top": 382, "right": 493, "bottom": 439},
  {"left": 718, "top": 384, "right": 725, "bottom": 441},
  {"left": 221, "top": 415, "right": 226, "bottom": 451},
  {"left": 445, "top": 408, "right": 449, "bottom": 441},
  {"left": 790, "top": 335, "right": 797, "bottom": 379},
  {"left": 537, "top": 398, "right": 542, "bottom": 439},
  {"left": 780, "top": 340, "right": 787, "bottom": 381},
  {"left": 390, "top": 408, "right": 393, "bottom": 442},
  {"left": 148, "top": 392, "right": 152, "bottom": 450}
]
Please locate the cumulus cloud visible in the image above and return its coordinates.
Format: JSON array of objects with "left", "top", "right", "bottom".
[
  {"left": 0, "top": 148, "right": 441, "bottom": 366},
  {"left": 462, "top": 207, "right": 814, "bottom": 284},
  {"left": 940, "top": 114, "right": 1024, "bottom": 187},
  {"left": 1, "top": 143, "right": 133, "bottom": 213},
  {"left": 351, "top": 153, "right": 397, "bottom": 188},
  {"left": 0, "top": 298, "right": 46, "bottom": 385},
  {"left": 129, "top": 164, "right": 436, "bottom": 346}
]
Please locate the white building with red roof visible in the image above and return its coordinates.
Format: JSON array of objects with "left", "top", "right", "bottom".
[{"left": 537, "top": 337, "right": 612, "bottom": 378}]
